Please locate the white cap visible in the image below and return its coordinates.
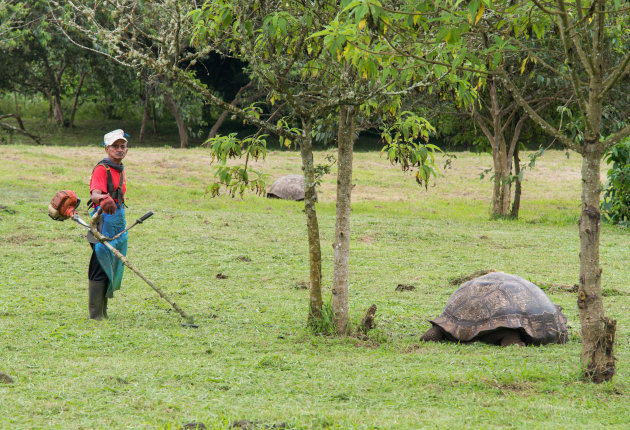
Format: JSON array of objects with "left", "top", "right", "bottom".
[{"left": 104, "top": 129, "right": 128, "bottom": 146}]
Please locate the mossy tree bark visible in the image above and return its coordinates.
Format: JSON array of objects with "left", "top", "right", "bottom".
[
  {"left": 299, "top": 119, "right": 323, "bottom": 321},
  {"left": 332, "top": 104, "right": 356, "bottom": 334},
  {"left": 578, "top": 141, "right": 615, "bottom": 382}
]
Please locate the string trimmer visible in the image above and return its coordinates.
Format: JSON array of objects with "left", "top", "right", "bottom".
[{"left": 48, "top": 190, "right": 197, "bottom": 327}]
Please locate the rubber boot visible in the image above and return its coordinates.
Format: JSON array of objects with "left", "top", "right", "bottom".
[{"left": 88, "top": 280, "right": 107, "bottom": 320}]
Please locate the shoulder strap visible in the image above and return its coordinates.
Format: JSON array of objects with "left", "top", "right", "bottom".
[{"left": 89, "top": 163, "right": 125, "bottom": 207}]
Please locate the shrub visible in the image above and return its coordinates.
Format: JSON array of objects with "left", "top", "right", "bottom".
[{"left": 601, "top": 138, "right": 630, "bottom": 227}]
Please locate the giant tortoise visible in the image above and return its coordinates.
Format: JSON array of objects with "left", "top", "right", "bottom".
[
  {"left": 266, "top": 174, "right": 317, "bottom": 201},
  {"left": 421, "top": 271, "right": 568, "bottom": 346}
]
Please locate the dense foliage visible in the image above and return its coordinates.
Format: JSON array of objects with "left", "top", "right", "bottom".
[{"left": 601, "top": 139, "right": 630, "bottom": 227}]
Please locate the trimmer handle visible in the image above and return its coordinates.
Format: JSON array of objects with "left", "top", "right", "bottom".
[{"left": 137, "top": 211, "right": 154, "bottom": 223}]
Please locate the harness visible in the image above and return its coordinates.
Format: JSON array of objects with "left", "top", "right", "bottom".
[{"left": 88, "top": 162, "right": 125, "bottom": 208}]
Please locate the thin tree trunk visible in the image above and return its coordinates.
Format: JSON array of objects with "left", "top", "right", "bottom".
[
  {"left": 488, "top": 81, "right": 511, "bottom": 216},
  {"left": 53, "top": 63, "right": 66, "bottom": 126},
  {"left": 165, "top": 93, "right": 188, "bottom": 148},
  {"left": 139, "top": 86, "right": 151, "bottom": 141},
  {"left": 578, "top": 141, "right": 616, "bottom": 382},
  {"left": 207, "top": 81, "right": 253, "bottom": 140},
  {"left": 299, "top": 119, "right": 323, "bottom": 322},
  {"left": 510, "top": 145, "right": 521, "bottom": 219},
  {"left": 68, "top": 71, "right": 87, "bottom": 129},
  {"left": 13, "top": 93, "right": 19, "bottom": 116},
  {"left": 53, "top": 93, "right": 64, "bottom": 126},
  {"left": 490, "top": 137, "right": 510, "bottom": 216},
  {"left": 332, "top": 105, "right": 356, "bottom": 334},
  {"left": 47, "top": 93, "right": 53, "bottom": 121},
  {"left": 507, "top": 115, "right": 528, "bottom": 219},
  {"left": 152, "top": 103, "right": 158, "bottom": 134}
]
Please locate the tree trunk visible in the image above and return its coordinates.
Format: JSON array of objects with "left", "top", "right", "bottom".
[
  {"left": 490, "top": 137, "right": 511, "bottom": 217},
  {"left": 152, "top": 103, "right": 158, "bottom": 134},
  {"left": 68, "top": 71, "right": 87, "bottom": 129},
  {"left": 165, "top": 93, "right": 188, "bottom": 148},
  {"left": 578, "top": 142, "right": 616, "bottom": 382},
  {"left": 332, "top": 105, "right": 356, "bottom": 334},
  {"left": 53, "top": 92, "right": 64, "bottom": 126},
  {"left": 488, "top": 81, "right": 511, "bottom": 216},
  {"left": 207, "top": 81, "right": 253, "bottom": 141},
  {"left": 47, "top": 93, "right": 53, "bottom": 121},
  {"left": 510, "top": 145, "right": 521, "bottom": 219},
  {"left": 299, "top": 119, "right": 323, "bottom": 322},
  {"left": 53, "top": 63, "right": 66, "bottom": 126},
  {"left": 139, "top": 86, "right": 151, "bottom": 141}
]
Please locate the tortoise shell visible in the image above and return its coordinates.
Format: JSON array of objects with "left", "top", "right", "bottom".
[
  {"left": 430, "top": 272, "right": 568, "bottom": 344},
  {"left": 267, "top": 174, "right": 317, "bottom": 201}
]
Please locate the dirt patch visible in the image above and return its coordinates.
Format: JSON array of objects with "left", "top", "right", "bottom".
[
  {"left": 292, "top": 280, "right": 309, "bottom": 290},
  {"left": 0, "top": 233, "right": 40, "bottom": 244},
  {"left": 359, "top": 235, "right": 375, "bottom": 243},
  {"left": 448, "top": 269, "right": 497, "bottom": 285},
  {"left": 484, "top": 379, "right": 535, "bottom": 393},
  {"left": 0, "top": 372, "right": 14, "bottom": 384},
  {"left": 179, "top": 422, "right": 207, "bottom": 430},
  {"left": 395, "top": 284, "right": 416, "bottom": 292},
  {"left": 230, "top": 420, "right": 287, "bottom": 429},
  {"left": 538, "top": 283, "right": 629, "bottom": 296},
  {"left": 538, "top": 283, "right": 578, "bottom": 293},
  {"left": 401, "top": 344, "right": 429, "bottom": 354}
]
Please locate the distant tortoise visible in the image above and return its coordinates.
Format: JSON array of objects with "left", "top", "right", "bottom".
[
  {"left": 421, "top": 272, "right": 568, "bottom": 346},
  {"left": 266, "top": 174, "right": 316, "bottom": 201}
]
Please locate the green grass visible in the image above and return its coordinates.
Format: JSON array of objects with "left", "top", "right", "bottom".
[{"left": 1, "top": 142, "right": 629, "bottom": 429}]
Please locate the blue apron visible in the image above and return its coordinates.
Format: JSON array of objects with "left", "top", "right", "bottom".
[{"left": 93, "top": 204, "right": 128, "bottom": 298}]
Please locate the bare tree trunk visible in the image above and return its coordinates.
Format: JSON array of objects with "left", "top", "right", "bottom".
[
  {"left": 68, "top": 71, "right": 87, "bottom": 128},
  {"left": 299, "top": 119, "right": 323, "bottom": 322},
  {"left": 165, "top": 93, "right": 188, "bottom": 148},
  {"left": 152, "top": 103, "right": 158, "bottom": 134},
  {"left": 510, "top": 145, "right": 521, "bottom": 219},
  {"left": 332, "top": 105, "right": 356, "bottom": 334},
  {"left": 13, "top": 93, "right": 19, "bottom": 116},
  {"left": 207, "top": 81, "right": 253, "bottom": 140},
  {"left": 53, "top": 63, "right": 66, "bottom": 126},
  {"left": 47, "top": 93, "right": 53, "bottom": 121},
  {"left": 53, "top": 92, "right": 64, "bottom": 126},
  {"left": 578, "top": 142, "right": 616, "bottom": 382},
  {"left": 489, "top": 81, "right": 511, "bottom": 216},
  {"left": 490, "top": 138, "right": 510, "bottom": 216},
  {"left": 139, "top": 85, "right": 151, "bottom": 141},
  {"left": 507, "top": 115, "right": 528, "bottom": 219}
]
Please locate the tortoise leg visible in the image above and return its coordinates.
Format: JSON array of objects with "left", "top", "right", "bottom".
[
  {"left": 499, "top": 330, "right": 525, "bottom": 347},
  {"left": 420, "top": 325, "right": 446, "bottom": 342}
]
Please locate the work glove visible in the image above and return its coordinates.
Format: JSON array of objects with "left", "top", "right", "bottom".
[{"left": 99, "top": 194, "right": 117, "bottom": 215}]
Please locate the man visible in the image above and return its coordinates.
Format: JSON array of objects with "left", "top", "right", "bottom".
[{"left": 87, "top": 129, "right": 128, "bottom": 320}]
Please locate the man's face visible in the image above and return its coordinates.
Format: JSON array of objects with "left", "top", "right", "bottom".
[{"left": 106, "top": 139, "right": 128, "bottom": 163}]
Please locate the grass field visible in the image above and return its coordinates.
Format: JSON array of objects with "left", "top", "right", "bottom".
[{"left": 1, "top": 139, "right": 629, "bottom": 429}]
